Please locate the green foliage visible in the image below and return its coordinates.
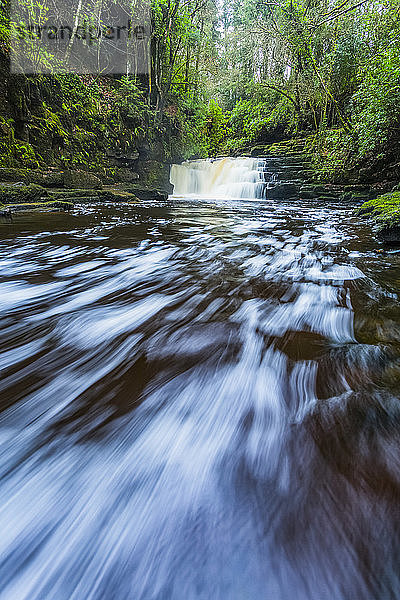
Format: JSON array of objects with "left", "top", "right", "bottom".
[
  {"left": 309, "top": 128, "right": 356, "bottom": 181},
  {"left": 0, "top": 0, "right": 9, "bottom": 47},
  {"left": 2, "top": 0, "right": 400, "bottom": 177},
  {"left": 352, "top": 48, "right": 400, "bottom": 162},
  {"left": 170, "top": 98, "right": 210, "bottom": 159},
  {"left": 0, "top": 114, "right": 39, "bottom": 168},
  {"left": 227, "top": 93, "right": 293, "bottom": 148},
  {"left": 203, "top": 99, "right": 232, "bottom": 155}
]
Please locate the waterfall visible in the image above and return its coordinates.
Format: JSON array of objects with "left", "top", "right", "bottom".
[{"left": 170, "top": 157, "right": 267, "bottom": 199}]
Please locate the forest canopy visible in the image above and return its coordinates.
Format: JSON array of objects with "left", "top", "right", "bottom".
[{"left": 0, "top": 0, "right": 399, "bottom": 180}]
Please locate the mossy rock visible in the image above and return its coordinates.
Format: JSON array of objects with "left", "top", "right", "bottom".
[
  {"left": 48, "top": 189, "right": 102, "bottom": 200},
  {"left": 252, "top": 137, "right": 312, "bottom": 158},
  {"left": 136, "top": 160, "right": 173, "bottom": 193},
  {"left": 344, "top": 184, "right": 370, "bottom": 193},
  {"left": 319, "top": 194, "right": 341, "bottom": 201},
  {"left": 313, "top": 184, "right": 329, "bottom": 194},
  {"left": 356, "top": 191, "right": 400, "bottom": 241},
  {"left": 31, "top": 172, "right": 65, "bottom": 187},
  {"left": 300, "top": 185, "right": 317, "bottom": 199},
  {"left": 0, "top": 183, "right": 47, "bottom": 205},
  {"left": 341, "top": 191, "right": 353, "bottom": 201},
  {"left": 113, "top": 168, "right": 140, "bottom": 183},
  {"left": 123, "top": 186, "right": 168, "bottom": 201},
  {"left": 3, "top": 200, "right": 73, "bottom": 213},
  {"left": 356, "top": 192, "right": 400, "bottom": 223},
  {"left": 267, "top": 183, "right": 300, "bottom": 199}
]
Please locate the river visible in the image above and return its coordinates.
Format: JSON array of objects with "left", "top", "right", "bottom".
[{"left": 1, "top": 157, "right": 400, "bottom": 599}]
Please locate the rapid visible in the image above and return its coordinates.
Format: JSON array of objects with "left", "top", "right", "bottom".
[{"left": 1, "top": 156, "right": 400, "bottom": 599}]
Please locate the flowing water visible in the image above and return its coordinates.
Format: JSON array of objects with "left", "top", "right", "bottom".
[
  {"left": 170, "top": 157, "right": 268, "bottom": 199},
  {"left": 1, "top": 157, "right": 400, "bottom": 599}
]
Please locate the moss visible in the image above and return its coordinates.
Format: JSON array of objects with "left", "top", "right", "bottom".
[
  {"left": 0, "top": 183, "right": 47, "bottom": 204},
  {"left": 251, "top": 137, "right": 312, "bottom": 157},
  {"left": 3, "top": 200, "right": 73, "bottom": 212},
  {"left": 98, "top": 190, "right": 140, "bottom": 202},
  {"left": 356, "top": 191, "right": 400, "bottom": 230},
  {"left": 48, "top": 189, "right": 100, "bottom": 199}
]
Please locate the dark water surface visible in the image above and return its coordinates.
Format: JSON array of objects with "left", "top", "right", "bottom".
[{"left": 1, "top": 198, "right": 400, "bottom": 599}]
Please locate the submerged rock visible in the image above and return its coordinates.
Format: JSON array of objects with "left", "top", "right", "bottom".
[{"left": 378, "top": 226, "right": 400, "bottom": 243}]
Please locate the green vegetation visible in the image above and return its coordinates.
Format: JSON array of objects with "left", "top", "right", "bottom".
[
  {"left": 0, "top": 0, "right": 399, "bottom": 186},
  {"left": 213, "top": 0, "right": 400, "bottom": 181},
  {"left": 357, "top": 192, "right": 400, "bottom": 231},
  {"left": 0, "top": 0, "right": 221, "bottom": 173}
]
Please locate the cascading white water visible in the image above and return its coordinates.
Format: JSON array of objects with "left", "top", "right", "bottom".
[{"left": 170, "top": 157, "right": 267, "bottom": 199}]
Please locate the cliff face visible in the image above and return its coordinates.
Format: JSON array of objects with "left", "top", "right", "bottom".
[{"left": 0, "top": 61, "right": 177, "bottom": 193}]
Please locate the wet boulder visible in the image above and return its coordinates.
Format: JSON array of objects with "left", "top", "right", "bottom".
[
  {"left": 124, "top": 186, "right": 169, "bottom": 201},
  {"left": 266, "top": 183, "right": 300, "bottom": 199},
  {"left": 377, "top": 226, "right": 400, "bottom": 243}
]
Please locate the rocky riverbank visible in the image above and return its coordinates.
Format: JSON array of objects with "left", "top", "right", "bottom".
[
  {"left": 245, "top": 138, "right": 400, "bottom": 243},
  {"left": 4, "top": 137, "right": 400, "bottom": 246},
  {"left": 0, "top": 165, "right": 172, "bottom": 219}
]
